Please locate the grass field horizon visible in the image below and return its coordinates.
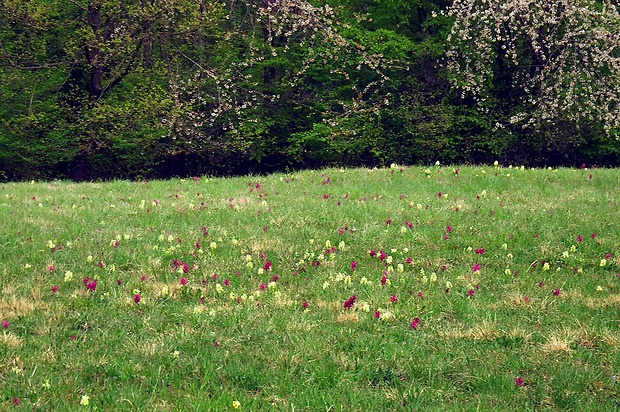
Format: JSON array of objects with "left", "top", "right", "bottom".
[{"left": 1, "top": 164, "right": 619, "bottom": 410}]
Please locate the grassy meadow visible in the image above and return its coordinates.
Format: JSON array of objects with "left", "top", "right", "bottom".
[{"left": 1, "top": 165, "right": 620, "bottom": 411}]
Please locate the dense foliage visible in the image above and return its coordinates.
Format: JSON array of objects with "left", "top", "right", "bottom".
[{"left": 1, "top": 0, "right": 619, "bottom": 180}]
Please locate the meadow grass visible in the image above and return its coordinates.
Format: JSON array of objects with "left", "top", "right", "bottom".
[{"left": 1, "top": 165, "right": 619, "bottom": 411}]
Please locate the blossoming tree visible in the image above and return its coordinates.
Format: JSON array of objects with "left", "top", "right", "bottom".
[{"left": 445, "top": 0, "right": 620, "bottom": 134}]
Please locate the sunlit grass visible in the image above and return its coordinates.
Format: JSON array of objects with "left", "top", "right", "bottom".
[{"left": 1, "top": 165, "right": 619, "bottom": 410}]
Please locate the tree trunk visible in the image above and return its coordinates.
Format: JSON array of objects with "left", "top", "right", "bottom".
[
  {"left": 86, "top": 1, "right": 103, "bottom": 100},
  {"left": 141, "top": 0, "right": 152, "bottom": 66}
]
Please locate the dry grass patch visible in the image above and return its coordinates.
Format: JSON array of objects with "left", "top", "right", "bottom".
[
  {"left": 440, "top": 320, "right": 500, "bottom": 341},
  {"left": 0, "top": 294, "right": 45, "bottom": 319},
  {"left": 490, "top": 290, "right": 532, "bottom": 310},
  {"left": 600, "top": 331, "right": 620, "bottom": 351},
  {"left": 133, "top": 337, "right": 165, "bottom": 357},
  {"left": 0, "top": 332, "right": 23, "bottom": 348},
  {"left": 144, "top": 280, "right": 180, "bottom": 299},
  {"left": 285, "top": 318, "right": 316, "bottom": 334},
  {"left": 539, "top": 331, "right": 573, "bottom": 355},
  {"left": 337, "top": 311, "right": 361, "bottom": 323},
  {"left": 505, "top": 327, "right": 535, "bottom": 343},
  {"left": 583, "top": 294, "right": 620, "bottom": 310}
]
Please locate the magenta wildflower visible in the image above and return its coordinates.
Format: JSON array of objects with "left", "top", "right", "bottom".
[
  {"left": 379, "top": 250, "right": 387, "bottom": 261},
  {"left": 271, "top": 275, "right": 279, "bottom": 282},
  {"left": 223, "top": 279, "right": 230, "bottom": 286},
  {"left": 475, "top": 248, "right": 485, "bottom": 255},
  {"left": 591, "top": 233, "right": 596, "bottom": 238},
  {"left": 605, "top": 252, "right": 611, "bottom": 259},
  {"left": 350, "top": 261, "right": 357, "bottom": 271},
  {"left": 373, "top": 310, "right": 381, "bottom": 319},
  {"left": 134, "top": 294, "right": 141, "bottom": 304},
  {"left": 404, "top": 219, "right": 413, "bottom": 229},
  {"left": 381, "top": 275, "right": 387, "bottom": 286},
  {"left": 51, "top": 285, "right": 58, "bottom": 293},
  {"left": 343, "top": 295, "right": 356, "bottom": 309},
  {"left": 259, "top": 283, "right": 266, "bottom": 291},
  {"left": 140, "top": 275, "right": 146, "bottom": 282},
  {"left": 577, "top": 235, "right": 583, "bottom": 242},
  {"left": 410, "top": 317, "right": 420, "bottom": 330},
  {"left": 515, "top": 376, "right": 524, "bottom": 387},
  {"left": 466, "top": 289, "right": 475, "bottom": 297},
  {"left": 472, "top": 263, "right": 481, "bottom": 272},
  {"left": 2, "top": 320, "right": 9, "bottom": 329},
  {"left": 390, "top": 295, "right": 398, "bottom": 303},
  {"left": 86, "top": 280, "right": 97, "bottom": 291},
  {"left": 538, "top": 281, "right": 545, "bottom": 288},
  {"left": 302, "top": 301, "right": 309, "bottom": 309},
  {"left": 264, "top": 260, "right": 272, "bottom": 271},
  {"left": 385, "top": 218, "right": 392, "bottom": 225},
  {"left": 437, "top": 192, "right": 442, "bottom": 197},
  {"left": 405, "top": 257, "right": 412, "bottom": 264},
  {"left": 117, "top": 279, "right": 122, "bottom": 286},
  {"left": 12, "top": 397, "right": 19, "bottom": 406},
  {"left": 369, "top": 249, "right": 376, "bottom": 257},
  {"left": 581, "top": 163, "right": 587, "bottom": 169},
  {"left": 446, "top": 226, "right": 453, "bottom": 233},
  {"left": 47, "top": 265, "right": 54, "bottom": 272},
  {"left": 417, "top": 291, "right": 423, "bottom": 299},
  {"left": 523, "top": 296, "right": 530, "bottom": 303},
  {"left": 195, "top": 242, "right": 201, "bottom": 249},
  {"left": 553, "top": 288, "right": 561, "bottom": 296},
  {"left": 180, "top": 277, "right": 187, "bottom": 286}
]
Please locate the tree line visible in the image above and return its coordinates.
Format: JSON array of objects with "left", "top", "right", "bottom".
[{"left": 1, "top": 0, "right": 619, "bottom": 180}]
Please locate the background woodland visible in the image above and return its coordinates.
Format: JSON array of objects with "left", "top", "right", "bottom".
[{"left": 1, "top": 0, "right": 619, "bottom": 180}]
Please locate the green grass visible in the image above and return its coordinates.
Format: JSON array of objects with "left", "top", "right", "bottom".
[{"left": 1, "top": 165, "right": 620, "bottom": 411}]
